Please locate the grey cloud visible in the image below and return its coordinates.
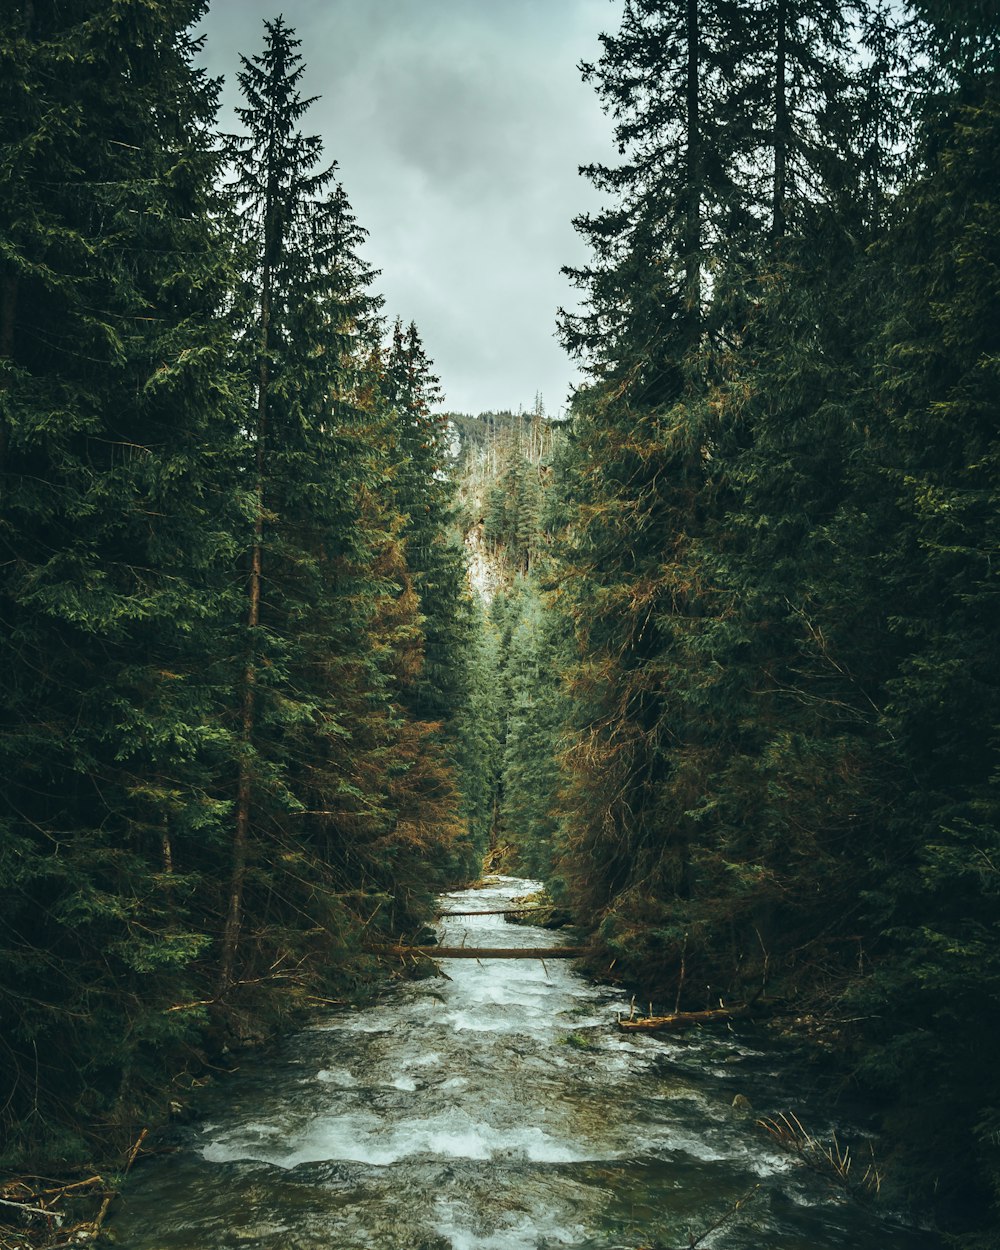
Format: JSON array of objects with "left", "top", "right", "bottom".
[{"left": 199, "top": 0, "right": 619, "bottom": 414}]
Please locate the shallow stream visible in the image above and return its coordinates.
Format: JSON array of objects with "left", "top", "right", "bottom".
[{"left": 109, "top": 876, "right": 936, "bottom": 1248}]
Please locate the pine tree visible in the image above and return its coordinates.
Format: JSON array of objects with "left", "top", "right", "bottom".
[
  {"left": 554, "top": 0, "right": 909, "bottom": 990},
  {"left": 222, "top": 21, "right": 472, "bottom": 990},
  {"left": 680, "top": 0, "right": 908, "bottom": 994},
  {"left": 382, "top": 318, "right": 470, "bottom": 729},
  {"left": 554, "top": 0, "right": 753, "bottom": 957},
  {"left": 221, "top": 16, "right": 392, "bottom": 990},
  {"left": 561, "top": 0, "right": 746, "bottom": 383}
]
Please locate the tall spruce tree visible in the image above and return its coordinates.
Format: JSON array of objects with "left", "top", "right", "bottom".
[
  {"left": 561, "top": 0, "right": 746, "bottom": 378},
  {"left": 223, "top": 14, "right": 358, "bottom": 989},
  {"left": 382, "top": 318, "right": 470, "bottom": 729},
  {"left": 554, "top": 0, "right": 909, "bottom": 988},
  {"left": 678, "top": 0, "right": 908, "bottom": 995}
]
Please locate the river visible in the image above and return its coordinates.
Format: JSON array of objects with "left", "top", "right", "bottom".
[{"left": 109, "top": 876, "right": 937, "bottom": 1249}]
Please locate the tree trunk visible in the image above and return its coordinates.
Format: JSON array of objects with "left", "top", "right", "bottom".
[
  {"left": 685, "top": 0, "right": 701, "bottom": 334},
  {"left": 1, "top": 2, "right": 33, "bottom": 478},
  {"left": 219, "top": 207, "right": 273, "bottom": 993},
  {"left": 161, "top": 821, "right": 175, "bottom": 876},
  {"left": 0, "top": 273, "right": 18, "bottom": 479},
  {"left": 436, "top": 906, "right": 554, "bottom": 917},
  {"left": 772, "top": 0, "right": 788, "bottom": 244}
]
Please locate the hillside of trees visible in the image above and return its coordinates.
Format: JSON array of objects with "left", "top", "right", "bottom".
[{"left": 447, "top": 404, "right": 569, "bottom": 878}]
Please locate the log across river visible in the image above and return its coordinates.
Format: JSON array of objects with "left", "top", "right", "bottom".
[
  {"left": 109, "top": 876, "right": 935, "bottom": 1249},
  {"left": 384, "top": 945, "right": 581, "bottom": 959}
]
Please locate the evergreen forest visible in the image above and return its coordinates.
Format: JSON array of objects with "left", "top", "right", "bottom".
[{"left": 2, "top": 1, "right": 999, "bottom": 1246}]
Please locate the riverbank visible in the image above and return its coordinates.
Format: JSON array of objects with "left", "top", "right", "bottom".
[{"left": 0, "top": 938, "right": 433, "bottom": 1248}]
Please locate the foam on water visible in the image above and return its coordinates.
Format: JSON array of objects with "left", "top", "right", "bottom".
[
  {"left": 111, "top": 875, "right": 935, "bottom": 1250},
  {"left": 201, "top": 1111, "right": 588, "bottom": 1169},
  {"left": 314, "top": 1068, "right": 356, "bottom": 1086},
  {"left": 432, "top": 1200, "right": 586, "bottom": 1250}
]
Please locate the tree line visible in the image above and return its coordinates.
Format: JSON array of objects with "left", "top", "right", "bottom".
[
  {"left": 503, "top": 0, "right": 999, "bottom": 1240},
  {"left": 0, "top": 5, "right": 476, "bottom": 1167}
]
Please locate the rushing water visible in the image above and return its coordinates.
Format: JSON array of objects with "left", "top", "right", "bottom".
[{"left": 110, "top": 877, "right": 936, "bottom": 1249}]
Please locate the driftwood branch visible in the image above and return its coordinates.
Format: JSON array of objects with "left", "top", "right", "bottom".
[
  {"left": 757, "top": 1110, "right": 882, "bottom": 1196},
  {"left": 0, "top": 1195, "right": 63, "bottom": 1222}
]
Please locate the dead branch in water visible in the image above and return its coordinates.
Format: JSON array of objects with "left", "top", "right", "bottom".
[
  {"left": 617, "top": 1184, "right": 761, "bottom": 1250},
  {"left": 678, "top": 1184, "right": 761, "bottom": 1248},
  {"left": 0, "top": 1129, "right": 149, "bottom": 1250}
]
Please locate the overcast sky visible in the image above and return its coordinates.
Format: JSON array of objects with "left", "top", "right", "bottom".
[{"left": 197, "top": 0, "right": 620, "bottom": 417}]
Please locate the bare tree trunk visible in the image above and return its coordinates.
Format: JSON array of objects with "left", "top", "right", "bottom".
[
  {"left": 161, "top": 821, "right": 175, "bottom": 876},
  {"left": 219, "top": 213, "right": 273, "bottom": 993},
  {"left": 0, "top": 273, "right": 17, "bottom": 477},
  {"left": 1, "top": 4, "right": 33, "bottom": 480},
  {"left": 772, "top": 0, "right": 788, "bottom": 244},
  {"left": 685, "top": 0, "right": 701, "bottom": 335},
  {"left": 381, "top": 945, "right": 580, "bottom": 960}
]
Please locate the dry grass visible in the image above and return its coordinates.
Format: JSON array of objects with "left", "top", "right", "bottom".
[{"left": 757, "top": 1109, "right": 882, "bottom": 1196}]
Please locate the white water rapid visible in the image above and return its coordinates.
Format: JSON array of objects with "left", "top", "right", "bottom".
[{"left": 109, "top": 876, "right": 936, "bottom": 1249}]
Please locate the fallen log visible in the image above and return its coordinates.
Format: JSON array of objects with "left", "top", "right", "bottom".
[
  {"left": 377, "top": 945, "right": 581, "bottom": 959},
  {"left": 437, "top": 907, "right": 553, "bottom": 917},
  {"left": 617, "top": 1005, "right": 749, "bottom": 1032}
]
